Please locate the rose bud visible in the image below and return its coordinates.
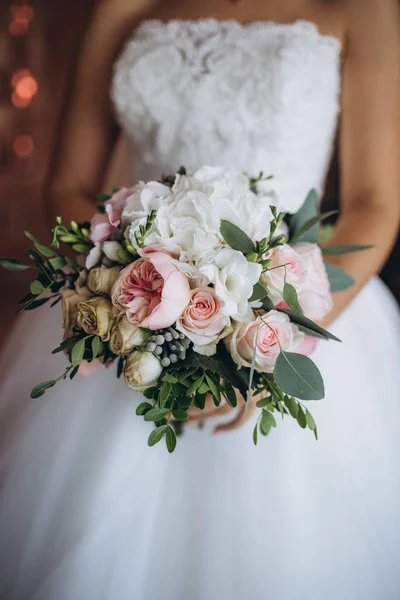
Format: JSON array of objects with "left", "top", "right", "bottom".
[
  {"left": 124, "top": 350, "right": 163, "bottom": 392},
  {"left": 77, "top": 297, "right": 114, "bottom": 341},
  {"left": 87, "top": 265, "right": 122, "bottom": 296},
  {"left": 109, "top": 317, "right": 149, "bottom": 356},
  {"left": 61, "top": 289, "right": 91, "bottom": 339}
]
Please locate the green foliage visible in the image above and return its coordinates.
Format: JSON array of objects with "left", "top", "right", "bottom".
[
  {"left": 133, "top": 210, "right": 157, "bottom": 248},
  {"left": 283, "top": 281, "right": 303, "bottom": 314},
  {"left": 0, "top": 257, "right": 31, "bottom": 271},
  {"left": 274, "top": 351, "right": 325, "bottom": 401},
  {"left": 220, "top": 220, "right": 256, "bottom": 254},
  {"left": 324, "top": 261, "right": 355, "bottom": 292},
  {"left": 322, "top": 244, "right": 373, "bottom": 256},
  {"left": 148, "top": 425, "right": 168, "bottom": 447}
]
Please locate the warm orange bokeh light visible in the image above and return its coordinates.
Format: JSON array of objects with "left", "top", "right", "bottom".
[
  {"left": 15, "top": 75, "right": 38, "bottom": 100},
  {"left": 13, "top": 135, "right": 34, "bottom": 158},
  {"left": 11, "top": 69, "right": 31, "bottom": 87},
  {"left": 13, "top": 5, "right": 35, "bottom": 21},
  {"left": 11, "top": 92, "right": 32, "bottom": 109},
  {"left": 9, "top": 19, "right": 29, "bottom": 36}
]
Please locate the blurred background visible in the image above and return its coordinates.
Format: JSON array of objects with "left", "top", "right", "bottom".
[{"left": 0, "top": 0, "right": 399, "bottom": 344}]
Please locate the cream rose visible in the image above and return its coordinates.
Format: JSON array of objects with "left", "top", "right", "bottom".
[
  {"left": 87, "top": 265, "right": 122, "bottom": 296},
  {"left": 109, "top": 318, "right": 149, "bottom": 356},
  {"left": 77, "top": 297, "right": 114, "bottom": 341},
  {"left": 61, "top": 288, "right": 91, "bottom": 339},
  {"left": 124, "top": 350, "right": 163, "bottom": 392},
  {"left": 227, "top": 310, "right": 304, "bottom": 373}
]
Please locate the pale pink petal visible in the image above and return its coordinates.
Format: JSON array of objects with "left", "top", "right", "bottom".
[
  {"left": 105, "top": 188, "right": 131, "bottom": 227},
  {"left": 78, "top": 359, "right": 101, "bottom": 377},
  {"left": 146, "top": 271, "right": 190, "bottom": 330},
  {"left": 298, "top": 335, "right": 318, "bottom": 356},
  {"left": 90, "top": 213, "right": 114, "bottom": 243}
]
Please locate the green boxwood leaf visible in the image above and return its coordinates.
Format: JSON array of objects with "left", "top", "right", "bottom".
[
  {"left": 284, "top": 396, "right": 299, "bottom": 419},
  {"left": 305, "top": 409, "right": 316, "bottom": 431},
  {"left": 224, "top": 386, "right": 238, "bottom": 408},
  {"left": 159, "top": 382, "right": 172, "bottom": 407},
  {"left": 186, "top": 376, "right": 204, "bottom": 397},
  {"left": 253, "top": 423, "right": 258, "bottom": 445},
  {"left": 30, "top": 380, "right": 57, "bottom": 398},
  {"left": 172, "top": 409, "right": 189, "bottom": 421},
  {"left": 144, "top": 408, "right": 170, "bottom": 422},
  {"left": 322, "top": 244, "right": 373, "bottom": 256},
  {"left": 30, "top": 280, "right": 44, "bottom": 295},
  {"left": 297, "top": 406, "right": 307, "bottom": 429},
  {"left": 220, "top": 220, "right": 255, "bottom": 254},
  {"left": 136, "top": 401, "right": 152, "bottom": 416},
  {"left": 194, "top": 392, "right": 207, "bottom": 409},
  {"left": 324, "top": 261, "right": 355, "bottom": 292},
  {"left": 274, "top": 351, "right": 325, "bottom": 401},
  {"left": 71, "top": 338, "right": 86, "bottom": 366},
  {"left": 277, "top": 307, "right": 341, "bottom": 342},
  {"left": 256, "top": 397, "right": 270, "bottom": 408},
  {"left": 262, "top": 410, "right": 277, "bottom": 429},
  {"left": 165, "top": 426, "right": 177, "bottom": 453},
  {"left": 205, "top": 373, "right": 220, "bottom": 404},
  {"left": 283, "top": 282, "right": 303, "bottom": 314},
  {"left": 0, "top": 257, "right": 31, "bottom": 271},
  {"left": 148, "top": 425, "right": 167, "bottom": 447},
  {"left": 162, "top": 373, "right": 178, "bottom": 384}
]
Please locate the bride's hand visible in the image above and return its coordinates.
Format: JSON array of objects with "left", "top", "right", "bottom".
[{"left": 184, "top": 389, "right": 257, "bottom": 434}]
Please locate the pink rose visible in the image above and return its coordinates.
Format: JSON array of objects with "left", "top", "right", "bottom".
[
  {"left": 111, "top": 248, "right": 190, "bottom": 330},
  {"left": 227, "top": 310, "right": 303, "bottom": 373},
  {"left": 176, "top": 287, "right": 230, "bottom": 346},
  {"left": 262, "top": 244, "right": 306, "bottom": 303},
  {"left": 293, "top": 243, "right": 333, "bottom": 321},
  {"left": 90, "top": 188, "right": 132, "bottom": 243},
  {"left": 78, "top": 359, "right": 101, "bottom": 377}
]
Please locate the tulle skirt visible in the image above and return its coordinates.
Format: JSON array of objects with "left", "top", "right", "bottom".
[{"left": 0, "top": 277, "right": 399, "bottom": 600}]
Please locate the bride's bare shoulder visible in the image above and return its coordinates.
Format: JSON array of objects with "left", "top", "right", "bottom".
[
  {"left": 87, "top": 0, "right": 161, "bottom": 35},
  {"left": 343, "top": 0, "right": 400, "bottom": 39}
]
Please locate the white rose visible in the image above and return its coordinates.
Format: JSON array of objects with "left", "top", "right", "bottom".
[
  {"left": 109, "top": 318, "right": 149, "bottom": 356},
  {"left": 102, "top": 241, "right": 125, "bottom": 264},
  {"left": 122, "top": 181, "right": 172, "bottom": 226},
  {"left": 199, "top": 248, "right": 262, "bottom": 319},
  {"left": 139, "top": 191, "right": 222, "bottom": 262},
  {"left": 124, "top": 351, "right": 163, "bottom": 392}
]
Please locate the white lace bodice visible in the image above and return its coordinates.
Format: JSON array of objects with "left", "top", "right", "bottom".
[{"left": 112, "top": 19, "right": 341, "bottom": 212}]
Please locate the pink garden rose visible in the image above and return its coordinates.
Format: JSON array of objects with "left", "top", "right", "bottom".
[
  {"left": 176, "top": 286, "right": 230, "bottom": 346},
  {"left": 293, "top": 243, "right": 333, "bottom": 321},
  {"left": 90, "top": 188, "right": 132, "bottom": 243},
  {"left": 111, "top": 248, "right": 190, "bottom": 330},
  {"left": 262, "top": 244, "right": 306, "bottom": 302},
  {"left": 227, "top": 310, "right": 303, "bottom": 373}
]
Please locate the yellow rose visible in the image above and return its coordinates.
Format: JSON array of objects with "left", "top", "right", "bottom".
[
  {"left": 77, "top": 297, "right": 114, "bottom": 341},
  {"left": 109, "top": 317, "right": 149, "bottom": 356},
  {"left": 61, "top": 289, "right": 91, "bottom": 339},
  {"left": 87, "top": 265, "right": 121, "bottom": 296}
]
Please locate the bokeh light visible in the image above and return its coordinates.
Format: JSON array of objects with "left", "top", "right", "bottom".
[
  {"left": 9, "top": 2, "right": 35, "bottom": 36},
  {"left": 11, "top": 92, "right": 32, "bottom": 109},
  {"left": 10, "top": 69, "right": 38, "bottom": 108},
  {"left": 13, "top": 135, "right": 34, "bottom": 158}
]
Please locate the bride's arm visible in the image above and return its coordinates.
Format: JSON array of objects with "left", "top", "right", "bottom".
[
  {"left": 322, "top": 0, "right": 400, "bottom": 325},
  {"left": 45, "top": 0, "right": 152, "bottom": 226}
]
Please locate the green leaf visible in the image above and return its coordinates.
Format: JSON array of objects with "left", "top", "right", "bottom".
[
  {"left": 71, "top": 338, "right": 86, "bottom": 366},
  {"left": 297, "top": 405, "right": 307, "bottom": 429},
  {"left": 260, "top": 419, "right": 271, "bottom": 436},
  {"left": 144, "top": 408, "right": 170, "bottom": 422},
  {"left": 136, "top": 402, "right": 152, "bottom": 416},
  {"left": 249, "top": 282, "right": 268, "bottom": 302},
  {"left": 159, "top": 383, "right": 172, "bottom": 408},
  {"left": 224, "top": 386, "right": 238, "bottom": 408},
  {"left": 284, "top": 396, "right": 299, "bottom": 418},
  {"left": 277, "top": 307, "right": 341, "bottom": 342},
  {"left": 162, "top": 373, "right": 178, "bottom": 384},
  {"left": 30, "top": 280, "right": 44, "bottom": 295},
  {"left": 0, "top": 257, "right": 31, "bottom": 271},
  {"left": 165, "top": 426, "right": 177, "bottom": 453},
  {"left": 25, "top": 232, "right": 56, "bottom": 257},
  {"left": 91, "top": 336, "right": 104, "bottom": 358},
  {"left": 291, "top": 211, "right": 338, "bottom": 244},
  {"left": 48, "top": 256, "right": 67, "bottom": 270},
  {"left": 20, "top": 297, "right": 49, "bottom": 311},
  {"left": 323, "top": 261, "right": 355, "bottom": 292},
  {"left": 289, "top": 189, "right": 319, "bottom": 243},
  {"left": 261, "top": 296, "right": 275, "bottom": 312},
  {"left": 148, "top": 425, "right": 167, "bottom": 447},
  {"left": 52, "top": 337, "right": 82, "bottom": 354},
  {"left": 186, "top": 375, "right": 204, "bottom": 397},
  {"left": 262, "top": 410, "right": 277, "bottom": 429},
  {"left": 72, "top": 243, "right": 91, "bottom": 254},
  {"left": 322, "top": 244, "right": 374, "bottom": 256},
  {"left": 205, "top": 373, "right": 220, "bottom": 404},
  {"left": 117, "top": 356, "right": 125, "bottom": 379},
  {"left": 220, "top": 220, "right": 255, "bottom": 254},
  {"left": 194, "top": 392, "right": 207, "bottom": 409},
  {"left": 274, "top": 351, "right": 325, "bottom": 401},
  {"left": 69, "top": 366, "right": 79, "bottom": 379},
  {"left": 256, "top": 397, "right": 270, "bottom": 408},
  {"left": 30, "top": 380, "right": 57, "bottom": 398},
  {"left": 172, "top": 409, "right": 189, "bottom": 421},
  {"left": 253, "top": 423, "right": 258, "bottom": 446},
  {"left": 305, "top": 409, "right": 317, "bottom": 431},
  {"left": 283, "top": 282, "right": 303, "bottom": 314}
]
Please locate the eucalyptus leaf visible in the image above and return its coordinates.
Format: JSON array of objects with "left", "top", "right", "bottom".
[
  {"left": 165, "top": 426, "right": 177, "bottom": 453},
  {"left": 289, "top": 189, "right": 319, "bottom": 242},
  {"left": 148, "top": 425, "right": 167, "bottom": 447},
  {"left": 220, "top": 220, "right": 255, "bottom": 254},
  {"left": 322, "top": 244, "right": 373, "bottom": 256},
  {"left": 274, "top": 351, "right": 325, "bottom": 401},
  {"left": 0, "top": 257, "right": 31, "bottom": 271},
  {"left": 71, "top": 338, "right": 86, "bottom": 366},
  {"left": 324, "top": 261, "right": 355, "bottom": 292},
  {"left": 249, "top": 282, "right": 268, "bottom": 302},
  {"left": 144, "top": 408, "right": 170, "bottom": 422},
  {"left": 30, "top": 380, "right": 57, "bottom": 399},
  {"left": 291, "top": 211, "right": 338, "bottom": 244},
  {"left": 277, "top": 307, "right": 341, "bottom": 342},
  {"left": 283, "top": 282, "right": 303, "bottom": 314},
  {"left": 261, "top": 296, "right": 275, "bottom": 312}
]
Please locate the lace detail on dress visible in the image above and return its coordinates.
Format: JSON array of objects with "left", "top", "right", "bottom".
[{"left": 111, "top": 19, "right": 341, "bottom": 212}]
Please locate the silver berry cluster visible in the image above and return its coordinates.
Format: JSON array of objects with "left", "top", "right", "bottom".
[{"left": 146, "top": 327, "right": 191, "bottom": 367}]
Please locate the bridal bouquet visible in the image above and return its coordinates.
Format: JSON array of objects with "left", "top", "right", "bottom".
[{"left": 1, "top": 166, "right": 367, "bottom": 451}]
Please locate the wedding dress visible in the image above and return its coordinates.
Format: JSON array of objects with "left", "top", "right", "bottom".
[{"left": 1, "top": 20, "right": 399, "bottom": 600}]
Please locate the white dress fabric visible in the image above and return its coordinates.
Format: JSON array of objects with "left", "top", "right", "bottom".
[{"left": 1, "top": 19, "right": 400, "bottom": 600}]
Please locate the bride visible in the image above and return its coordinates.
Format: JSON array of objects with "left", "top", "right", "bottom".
[{"left": 1, "top": 0, "right": 400, "bottom": 598}]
